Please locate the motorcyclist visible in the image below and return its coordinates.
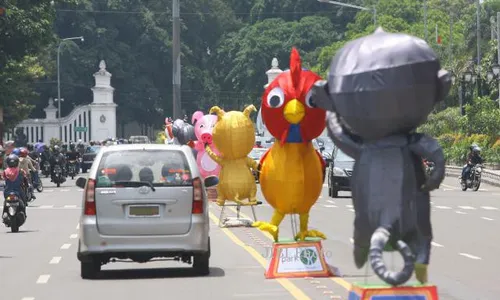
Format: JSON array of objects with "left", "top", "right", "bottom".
[
  {"left": 2, "top": 154, "right": 27, "bottom": 215},
  {"left": 61, "top": 144, "right": 68, "bottom": 155},
  {"left": 2, "top": 141, "right": 15, "bottom": 169},
  {"left": 66, "top": 143, "right": 80, "bottom": 173},
  {"left": 40, "top": 145, "right": 51, "bottom": 172},
  {"left": 461, "top": 144, "right": 484, "bottom": 183},
  {"left": 50, "top": 145, "right": 67, "bottom": 181},
  {"left": 77, "top": 139, "right": 85, "bottom": 156},
  {"left": 18, "top": 148, "right": 37, "bottom": 200}
]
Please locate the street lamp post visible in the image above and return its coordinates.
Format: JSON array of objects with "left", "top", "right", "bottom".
[
  {"left": 57, "top": 36, "right": 84, "bottom": 140},
  {"left": 317, "top": 0, "right": 377, "bottom": 26},
  {"left": 452, "top": 70, "right": 474, "bottom": 115}
]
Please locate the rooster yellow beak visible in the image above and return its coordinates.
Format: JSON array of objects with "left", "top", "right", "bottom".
[{"left": 283, "top": 99, "right": 305, "bottom": 124}]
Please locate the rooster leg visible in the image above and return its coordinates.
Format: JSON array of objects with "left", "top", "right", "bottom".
[
  {"left": 248, "top": 185, "right": 258, "bottom": 205},
  {"left": 295, "top": 213, "right": 326, "bottom": 241},
  {"left": 252, "top": 210, "right": 284, "bottom": 242},
  {"left": 215, "top": 185, "right": 225, "bottom": 206}
]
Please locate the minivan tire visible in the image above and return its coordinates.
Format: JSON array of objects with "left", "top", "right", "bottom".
[
  {"left": 193, "top": 238, "right": 210, "bottom": 275},
  {"left": 81, "top": 259, "right": 100, "bottom": 279}
]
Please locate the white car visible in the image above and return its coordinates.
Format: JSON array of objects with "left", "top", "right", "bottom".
[{"left": 75, "top": 144, "right": 217, "bottom": 279}]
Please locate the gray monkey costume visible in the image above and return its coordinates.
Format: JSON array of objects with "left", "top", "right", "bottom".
[{"left": 312, "top": 28, "right": 450, "bottom": 286}]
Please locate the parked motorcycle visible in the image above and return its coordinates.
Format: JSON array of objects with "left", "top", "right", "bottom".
[
  {"left": 2, "top": 192, "right": 26, "bottom": 233},
  {"left": 68, "top": 160, "right": 77, "bottom": 179},
  {"left": 42, "top": 161, "right": 51, "bottom": 177},
  {"left": 460, "top": 164, "right": 483, "bottom": 191},
  {"left": 52, "top": 165, "right": 66, "bottom": 187}
]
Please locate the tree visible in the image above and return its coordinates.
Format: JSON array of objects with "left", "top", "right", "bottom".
[{"left": 0, "top": 0, "right": 56, "bottom": 130}]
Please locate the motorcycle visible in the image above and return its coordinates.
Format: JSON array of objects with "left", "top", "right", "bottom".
[
  {"left": 423, "top": 160, "right": 435, "bottom": 177},
  {"left": 31, "top": 170, "right": 43, "bottom": 193},
  {"left": 68, "top": 160, "right": 77, "bottom": 179},
  {"left": 460, "top": 164, "right": 483, "bottom": 191},
  {"left": 52, "top": 164, "right": 66, "bottom": 187},
  {"left": 42, "top": 161, "right": 51, "bottom": 177},
  {"left": 2, "top": 193, "right": 26, "bottom": 233}
]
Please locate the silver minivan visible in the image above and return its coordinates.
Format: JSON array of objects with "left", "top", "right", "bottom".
[{"left": 75, "top": 144, "right": 217, "bottom": 279}]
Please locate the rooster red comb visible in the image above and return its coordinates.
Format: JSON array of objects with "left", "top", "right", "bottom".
[{"left": 290, "top": 47, "right": 302, "bottom": 90}]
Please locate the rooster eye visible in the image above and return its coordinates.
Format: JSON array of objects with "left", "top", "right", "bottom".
[
  {"left": 305, "top": 89, "right": 316, "bottom": 108},
  {"left": 266, "top": 87, "right": 285, "bottom": 108}
]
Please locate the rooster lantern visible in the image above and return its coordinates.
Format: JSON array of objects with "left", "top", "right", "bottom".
[{"left": 252, "top": 48, "right": 326, "bottom": 242}]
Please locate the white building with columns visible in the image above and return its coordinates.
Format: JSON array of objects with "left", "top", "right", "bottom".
[{"left": 4, "top": 60, "right": 117, "bottom": 144}]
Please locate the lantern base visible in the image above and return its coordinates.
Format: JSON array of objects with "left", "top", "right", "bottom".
[
  {"left": 265, "top": 239, "right": 334, "bottom": 279},
  {"left": 348, "top": 283, "right": 438, "bottom": 300}
]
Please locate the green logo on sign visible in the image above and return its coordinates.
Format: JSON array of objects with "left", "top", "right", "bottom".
[{"left": 299, "top": 249, "right": 318, "bottom": 265}]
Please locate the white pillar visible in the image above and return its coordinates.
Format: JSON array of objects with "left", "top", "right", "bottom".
[
  {"left": 43, "top": 98, "right": 59, "bottom": 143},
  {"left": 89, "top": 60, "right": 117, "bottom": 141},
  {"left": 263, "top": 58, "right": 283, "bottom": 89}
]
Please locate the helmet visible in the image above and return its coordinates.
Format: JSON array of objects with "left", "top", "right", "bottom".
[
  {"left": 6, "top": 154, "right": 20, "bottom": 168},
  {"left": 12, "top": 148, "right": 21, "bottom": 156},
  {"left": 53, "top": 145, "right": 60, "bottom": 152},
  {"left": 4, "top": 140, "right": 14, "bottom": 148},
  {"left": 27, "top": 144, "right": 34, "bottom": 151},
  {"left": 470, "top": 143, "right": 479, "bottom": 151},
  {"left": 78, "top": 139, "right": 83, "bottom": 144},
  {"left": 472, "top": 146, "right": 481, "bottom": 153},
  {"left": 19, "top": 148, "right": 28, "bottom": 157},
  {"left": 62, "top": 144, "right": 68, "bottom": 149},
  {"left": 69, "top": 143, "right": 75, "bottom": 150}
]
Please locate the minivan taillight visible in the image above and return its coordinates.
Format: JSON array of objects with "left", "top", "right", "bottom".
[
  {"left": 84, "top": 178, "right": 96, "bottom": 216},
  {"left": 192, "top": 177, "right": 203, "bottom": 214}
]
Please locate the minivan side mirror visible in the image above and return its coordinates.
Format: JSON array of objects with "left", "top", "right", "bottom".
[
  {"left": 76, "top": 177, "right": 87, "bottom": 189},
  {"left": 204, "top": 176, "right": 219, "bottom": 188}
]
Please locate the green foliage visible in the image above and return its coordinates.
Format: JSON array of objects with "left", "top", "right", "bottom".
[
  {"left": 418, "top": 107, "right": 464, "bottom": 137},
  {"left": 0, "top": 1, "right": 57, "bottom": 129}
]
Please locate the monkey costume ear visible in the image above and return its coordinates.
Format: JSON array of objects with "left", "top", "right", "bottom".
[{"left": 436, "top": 69, "right": 451, "bottom": 102}]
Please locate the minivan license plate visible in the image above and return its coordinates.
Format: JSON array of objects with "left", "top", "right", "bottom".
[{"left": 128, "top": 205, "right": 160, "bottom": 217}]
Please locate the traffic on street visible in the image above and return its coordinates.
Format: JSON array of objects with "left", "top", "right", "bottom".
[{"left": 1, "top": 175, "right": 498, "bottom": 300}]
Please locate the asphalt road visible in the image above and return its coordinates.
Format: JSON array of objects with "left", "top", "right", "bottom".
[{"left": 0, "top": 175, "right": 498, "bottom": 300}]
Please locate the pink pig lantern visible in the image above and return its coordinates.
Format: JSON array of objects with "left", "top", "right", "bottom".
[{"left": 191, "top": 111, "right": 221, "bottom": 178}]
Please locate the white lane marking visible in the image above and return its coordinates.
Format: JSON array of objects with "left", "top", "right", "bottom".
[
  {"left": 458, "top": 206, "right": 476, "bottom": 210},
  {"left": 431, "top": 242, "right": 444, "bottom": 247},
  {"left": 78, "top": 189, "right": 84, "bottom": 192},
  {"left": 443, "top": 188, "right": 455, "bottom": 191},
  {"left": 435, "top": 205, "right": 451, "bottom": 209},
  {"left": 441, "top": 184, "right": 456, "bottom": 189},
  {"left": 455, "top": 211, "right": 466, "bottom": 214},
  {"left": 459, "top": 253, "right": 481, "bottom": 260},
  {"left": 481, "top": 217, "right": 494, "bottom": 221},
  {"left": 21, "top": 298, "right": 35, "bottom": 300},
  {"left": 481, "top": 206, "right": 498, "bottom": 210},
  {"left": 327, "top": 200, "right": 335, "bottom": 204},
  {"left": 345, "top": 204, "right": 353, "bottom": 208},
  {"left": 44, "top": 189, "right": 54, "bottom": 192},
  {"left": 49, "top": 257, "right": 62, "bottom": 264},
  {"left": 76, "top": 223, "right": 80, "bottom": 229},
  {"left": 348, "top": 208, "right": 355, "bottom": 212},
  {"left": 64, "top": 205, "right": 77, "bottom": 208},
  {"left": 478, "top": 189, "right": 488, "bottom": 191},
  {"left": 430, "top": 201, "right": 433, "bottom": 204},
  {"left": 70, "top": 234, "right": 78, "bottom": 239},
  {"left": 36, "top": 275, "right": 50, "bottom": 284},
  {"left": 493, "top": 193, "right": 500, "bottom": 196},
  {"left": 349, "top": 238, "right": 354, "bottom": 244},
  {"left": 60, "top": 243, "right": 71, "bottom": 250},
  {"left": 60, "top": 189, "right": 70, "bottom": 192},
  {"left": 323, "top": 184, "right": 327, "bottom": 187},
  {"left": 323, "top": 205, "right": 337, "bottom": 208},
  {"left": 39, "top": 205, "right": 54, "bottom": 209}
]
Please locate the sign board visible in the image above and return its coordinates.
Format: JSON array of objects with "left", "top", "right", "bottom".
[
  {"left": 74, "top": 127, "right": 88, "bottom": 132},
  {"left": 265, "top": 240, "right": 333, "bottom": 279}
]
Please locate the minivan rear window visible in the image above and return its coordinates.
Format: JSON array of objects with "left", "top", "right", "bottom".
[{"left": 95, "top": 150, "right": 193, "bottom": 187}]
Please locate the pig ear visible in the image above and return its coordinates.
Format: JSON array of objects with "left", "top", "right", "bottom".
[
  {"left": 191, "top": 111, "right": 204, "bottom": 125},
  {"left": 165, "top": 117, "right": 170, "bottom": 124},
  {"left": 243, "top": 104, "right": 257, "bottom": 118}
]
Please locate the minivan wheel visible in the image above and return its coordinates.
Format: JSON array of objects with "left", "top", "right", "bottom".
[
  {"left": 331, "top": 189, "right": 339, "bottom": 198},
  {"left": 81, "top": 259, "right": 100, "bottom": 279},
  {"left": 193, "top": 238, "right": 210, "bottom": 275}
]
